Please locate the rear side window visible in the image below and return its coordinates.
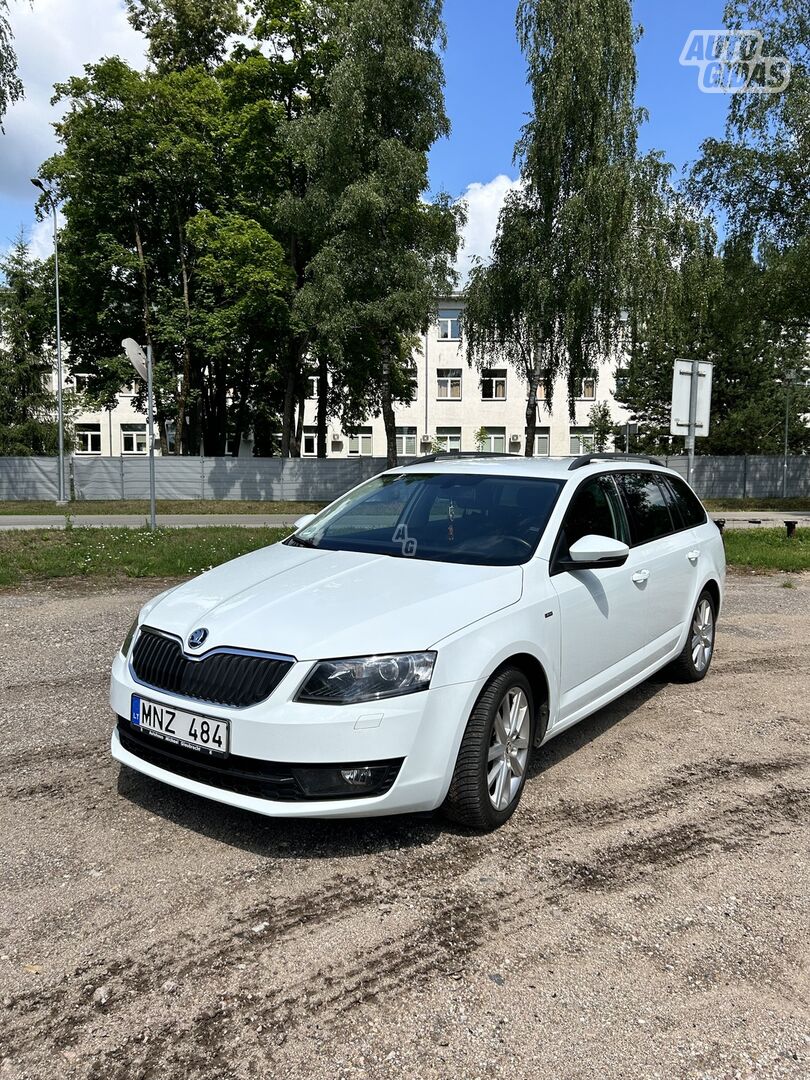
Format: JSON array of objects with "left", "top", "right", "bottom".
[
  {"left": 618, "top": 473, "right": 674, "bottom": 545},
  {"left": 663, "top": 475, "right": 707, "bottom": 528}
]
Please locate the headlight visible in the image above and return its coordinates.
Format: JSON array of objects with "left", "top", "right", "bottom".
[
  {"left": 120, "top": 617, "right": 139, "bottom": 658},
  {"left": 296, "top": 652, "right": 436, "bottom": 705}
]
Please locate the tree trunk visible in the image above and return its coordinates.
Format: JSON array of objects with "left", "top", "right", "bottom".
[
  {"left": 525, "top": 349, "right": 544, "bottom": 458},
  {"left": 316, "top": 352, "right": 329, "bottom": 457},
  {"left": 381, "top": 346, "right": 398, "bottom": 469}
]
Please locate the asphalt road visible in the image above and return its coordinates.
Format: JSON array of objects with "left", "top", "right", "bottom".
[
  {"left": 1, "top": 510, "right": 809, "bottom": 531},
  {"left": 0, "top": 575, "right": 807, "bottom": 1079}
]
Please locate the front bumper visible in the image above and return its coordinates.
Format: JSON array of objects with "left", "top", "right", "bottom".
[{"left": 109, "top": 650, "right": 482, "bottom": 819}]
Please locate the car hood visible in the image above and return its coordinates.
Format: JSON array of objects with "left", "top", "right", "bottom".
[{"left": 143, "top": 542, "right": 523, "bottom": 660}]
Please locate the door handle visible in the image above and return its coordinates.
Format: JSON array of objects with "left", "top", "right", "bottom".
[
  {"left": 687, "top": 549, "right": 700, "bottom": 563},
  {"left": 632, "top": 569, "right": 650, "bottom": 584}
]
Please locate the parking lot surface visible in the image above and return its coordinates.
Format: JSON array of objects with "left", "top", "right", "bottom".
[{"left": 0, "top": 575, "right": 807, "bottom": 1079}]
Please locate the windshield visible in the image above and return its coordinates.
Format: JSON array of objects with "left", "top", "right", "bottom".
[{"left": 287, "top": 472, "right": 564, "bottom": 566}]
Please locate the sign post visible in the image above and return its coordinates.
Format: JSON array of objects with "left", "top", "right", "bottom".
[
  {"left": 122, "top": 338, "right": 157, "bottom": 531},
  {"left": 671, "top": 360, "right": 713, "bottom": 486}
]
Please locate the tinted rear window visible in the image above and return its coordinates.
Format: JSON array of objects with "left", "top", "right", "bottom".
[
  {"left": 664, "top": 475, "right": 707, "bottom": 528},
  {"left": 618, "top": 473, "right": 674, "bottom": 545}
]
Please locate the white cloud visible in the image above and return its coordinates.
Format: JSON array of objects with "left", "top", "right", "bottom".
[
  {"left": 0, "top": 0, "right": 146, "bottom": 202},
  {"left": 455, "top": 173, "right": 522, "bottom": 283}
]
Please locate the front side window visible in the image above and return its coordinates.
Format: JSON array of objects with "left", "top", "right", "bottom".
[
  {"left": 348, "top": 428, "right": 373, "bottom": 456},
  {"left": 290, "top": 472, "right": 564, "bottom": 567},
  {"left": 558, "top": 476, "right": 629, "bottom": 558},
  {"left": 618, "top": 473, "right": 674, "bottom": 545},
  {"left": 76, "top": 424, "right": 101, "bottom": 454},
  {"left": 121, "top": 423, "right": 147, "bottom": 454},
  {"left": 396, "top": 427, "right": 417, "bottom": 456},
  {"left": 435, "top": 427, "right": 461, "bottom": 453},
  {"left": 481, "top": 369, "right": 507, "bottom": 400},
  {"left": 437, "top": 368, "right": 462, "bottom": 399},
  {"left": 306, "top": 375, "right": 318, "bottom": 399},
  {"left": 437, "top": 308, "right": 461, "bottom": 340}
]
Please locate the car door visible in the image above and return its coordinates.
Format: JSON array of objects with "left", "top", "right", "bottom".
[
  {"left": 615, "top": 471, "right": 696, "bottom": 649},
  {"left": 549, "top": 473, "right": 641, "bottom": 724},
  {"left": 659, "top": 472, "right": 715, "bottom": 621}
]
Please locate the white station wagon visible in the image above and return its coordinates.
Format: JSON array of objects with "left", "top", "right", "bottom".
[{"left": 111, "top": 454, "right": 725, "bottom": 830}]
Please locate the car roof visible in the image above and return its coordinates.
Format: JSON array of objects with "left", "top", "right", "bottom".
[{"left": 390, "top": 456, "right": 677, "bottom": 482}]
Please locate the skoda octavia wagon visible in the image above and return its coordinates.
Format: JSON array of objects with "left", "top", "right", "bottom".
[{"left": 110, "top": 454, "right": 725, "bottom": 830}]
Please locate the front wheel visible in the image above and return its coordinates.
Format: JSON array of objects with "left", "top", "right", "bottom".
[
  {"left": 671, "top": 589, "right": 716, "bottom": 682},
  {"left": 442, "top": 668, "right": 534, "bottom": 831}
]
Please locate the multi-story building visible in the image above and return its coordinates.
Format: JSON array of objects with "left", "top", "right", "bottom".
[{"left": 65, "top": 297, "right": 631, "bottom": 459}]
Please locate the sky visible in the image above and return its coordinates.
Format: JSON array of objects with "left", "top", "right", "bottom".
[{"left": 0, "top": 0, "right": 732, "bottom": 271}]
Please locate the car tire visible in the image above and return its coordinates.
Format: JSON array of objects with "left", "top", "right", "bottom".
[
  {"left": 442, "top": 667, "right": 535, "bottom": 831},
  {"left": 670, "top": 589, "right": 717, "bottom": 683}
]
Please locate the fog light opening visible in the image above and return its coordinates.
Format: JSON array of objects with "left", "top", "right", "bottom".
[{"left": 340, "top": 766, "right": 377, "bottom": 787}]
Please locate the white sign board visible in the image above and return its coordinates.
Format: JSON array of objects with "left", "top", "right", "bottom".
[
  {"left": 121, "top": 337, "right": 149, "bottom": 382},
  {"left": 670, "top": 360, "right": 713, "bottom": 438}
]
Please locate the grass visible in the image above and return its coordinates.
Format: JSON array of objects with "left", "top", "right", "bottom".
[
  {"left": 0, "top": 526, "right": 291, "bottom": 586},
  {"left": 0, "top": 523, "right": 806, "bottom": 587},
  {"left": 704, "top": 497, "right": 810, "bottom": 513},
  {"left": 722, "top": 527, "right": 810, "bottom": 573},
  {"left": 0, "top": 499, "right": 325, "bottom": 516}
]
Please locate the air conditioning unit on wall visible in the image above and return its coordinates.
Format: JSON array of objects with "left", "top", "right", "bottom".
[{"left": 509, "top": 434, "right": 521, "bottom": 444}]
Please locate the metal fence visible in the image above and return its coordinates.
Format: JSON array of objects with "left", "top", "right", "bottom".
[{"left": 0, "top": 454, "right": 808, "bottom": 502}]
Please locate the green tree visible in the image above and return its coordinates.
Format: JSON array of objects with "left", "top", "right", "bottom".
[
  {"left": 125, "top": 0, "right": 245, "bottom": 71},
  {"left": 0, "top": 237, "right": 60, "bottom": 455},
  {"left": 0, "top": 0, "right": 23, "bottom": 127},
  {"left": 466, "top": 0, "right": 642, "bottom": 455},
  {"left": 301, "top": 0, "right": 462, "bottom": 468},
  {"left": 587, "top": 401, "right": 614, "bottom": 452}
]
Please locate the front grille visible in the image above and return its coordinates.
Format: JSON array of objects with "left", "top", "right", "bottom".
[
  {"left": 117, "top": 718, "right": 403, "bottom": 802},
  {"left": 131, "top": 628, "right": 294, "bottom": 708}
]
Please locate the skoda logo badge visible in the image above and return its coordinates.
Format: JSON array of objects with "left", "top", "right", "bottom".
[{"left": 188, "top": 628, "right": 209, "bottom": 650}]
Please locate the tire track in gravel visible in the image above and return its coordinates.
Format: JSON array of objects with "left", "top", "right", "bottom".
[{"left": 3, "top": 769, "right": 805, "bottom": 1080}]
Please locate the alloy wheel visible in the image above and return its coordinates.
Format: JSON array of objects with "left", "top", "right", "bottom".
[
  {"left": 487, "top": 687, "right": 530, "bottom": 811},
  {"left": 691, "top": 598, "right": 714, "bottom": 673}
]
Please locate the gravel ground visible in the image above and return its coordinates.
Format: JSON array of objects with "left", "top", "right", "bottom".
[{"left": 0, "top": 575, "right": 807, "bottom": 1080}]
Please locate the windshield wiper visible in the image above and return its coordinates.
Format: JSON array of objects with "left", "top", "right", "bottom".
[{"left": 286, "top": 535, "right": 319, "bottom": 549}]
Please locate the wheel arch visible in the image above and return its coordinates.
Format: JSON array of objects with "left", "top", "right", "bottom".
[
  {"left": 491, "top": 652, "right": 551, "bottom": 745},
  {"left": 702, "top": 577, "right": 721, "bottom": 617}
]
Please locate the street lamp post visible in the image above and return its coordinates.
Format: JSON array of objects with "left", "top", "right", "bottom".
[{"left": 31, "top": 178, "right": 66, "bottom": 504}]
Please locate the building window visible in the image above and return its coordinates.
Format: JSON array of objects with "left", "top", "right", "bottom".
[
  {"left": 71, "top": 373, "right": 91, "bottom": 393},
  {"left": 302, "top": 427, "right": 318, "bottom": 456},
  {"left": 437, "top": 308, "right": 461, "bottom": 341},
  {"left": 401, "top": 359, "right": 418, "bottom": 401},
  {"left": 481, "top": 369, "right": 507, "bottom": 400},
  {"left": 76, "top": 423, "right": 102, "bottom": 454},
  {"left": 614, "top": 368, "right": 629, "bottom": 399},
  {"left": 482, "top": 427, "right": 506, "bottom": 454},
  {"left": 527, "top": 428, "right": 550, "bottom": 456},
  {"left": 435, "top": 427, "right": 462, "bottom": 453},
  {"left": 348, "top": 427, "right": 373, "bottom": 456},
  {"left": 396, "top": 426, "right": 417, "bottom": 456},
  {"left": 306, "top": 375, "right": 319, "bottom": 399},
  {"left": 437, "top": 368, "right": 462, "bottom": 400},
  {"left": 570, "top": 428, "right": 595, "bottom": 455},
  {"left": 580, "top": 377, "right": 596, "bottom": 400},
  {"left": 121, "top": 423, "right": 147, "bottom": 454}
]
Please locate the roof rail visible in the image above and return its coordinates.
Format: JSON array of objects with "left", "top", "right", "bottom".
[
  {"left": 401, "top": 451, "right": 518, "bottom": 467},
  {"left": 568, "top": 453, "right": 666, "bottom": 472}
]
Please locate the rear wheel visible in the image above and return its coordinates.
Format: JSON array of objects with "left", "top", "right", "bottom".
[
  {"left": 671, "top": 590, "right": 716, "bottom": 682},
  {"left": 442, "top": 668, "right": 534, "bottom": 831}
]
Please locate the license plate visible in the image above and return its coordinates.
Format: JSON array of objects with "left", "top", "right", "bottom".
[{"left": 130, "top": 695, "right": 230, "bottom": 757}]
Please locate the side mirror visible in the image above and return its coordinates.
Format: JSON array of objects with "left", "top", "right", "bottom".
[
  {"left": 564, "top": 534, "right": 630, "bottom": 570},
  {"left": 293, "top": 513, "right": 316, "bottom": 530}
]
